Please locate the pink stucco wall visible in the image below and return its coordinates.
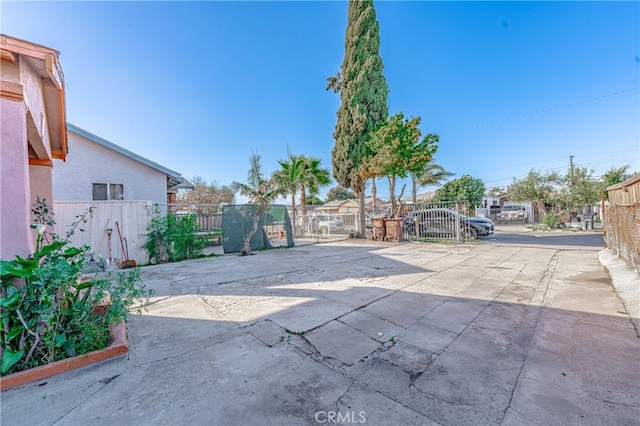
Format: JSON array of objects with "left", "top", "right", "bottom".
[
  {"left": 0, "top": 98, "right": 34, "bottom": 259},
  {"left": 30, "top": 163, "right": 54, "bottom": 221}
]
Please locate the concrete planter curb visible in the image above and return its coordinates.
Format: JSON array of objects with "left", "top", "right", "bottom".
[{"left": 0, "top": 321, "right": 127, "bottom": 391}]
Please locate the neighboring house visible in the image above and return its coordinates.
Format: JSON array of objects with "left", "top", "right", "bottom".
[
  {"left": 1, "top": 34, "right": 67, "bottom": 259},
  {"left": 364, "top": 197, "right": 387, "bottom": 211},
  {"left": 321, "top": 199, "right": 358, "bottom": 214},
  {"left": 54, "top": 123, "right": 192, "bottom": 206},
  {"left": 321, "top": 197, "right": 387, "bottom": 215}
]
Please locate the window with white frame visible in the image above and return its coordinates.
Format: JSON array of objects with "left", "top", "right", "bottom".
[{"left": 92, "top": 183, "right": 124, "bottom": 200}]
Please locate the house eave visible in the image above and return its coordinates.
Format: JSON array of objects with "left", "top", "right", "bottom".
[{"left": 1, "top": 34, "right": 67, "bottom": 162}]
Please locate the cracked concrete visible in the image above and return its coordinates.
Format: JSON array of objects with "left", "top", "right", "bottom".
[{"left": 1, "top": 230, "right": 638, "bottom": 425}]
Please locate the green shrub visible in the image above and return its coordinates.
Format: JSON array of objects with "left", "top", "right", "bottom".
[
  {"left": 540, "top": 209, "right": 563, "bottom": 229},
  {"left": 144, "top": 207, "right": 205, "bottom": 263},
  {"left": 0, "top": 200, "right": 151, "bottom": 375}
]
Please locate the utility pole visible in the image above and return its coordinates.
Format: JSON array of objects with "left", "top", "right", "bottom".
[{"left": 569, "top": 155, "right": 575, "bottom": 186}]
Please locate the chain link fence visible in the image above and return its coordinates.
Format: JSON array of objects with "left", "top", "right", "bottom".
[
  {"left": 289, "top": 201, "right": 488, "bottom": 244},
  {"left": 289, "top": 208, "right": 358, "bottom": 242},
  {"left": 166, "top": 204, "right": 293, "bottom": 255},
  {"left": 605, "top": 174, "right": 640, "bottom": 271},
  {"left": 158, "top": 200, "right": 491, "bottom": 258}
]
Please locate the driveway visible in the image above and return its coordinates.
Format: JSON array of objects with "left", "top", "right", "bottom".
[{"left": 2, "top": 234, "right": 639, "bottom": 425}]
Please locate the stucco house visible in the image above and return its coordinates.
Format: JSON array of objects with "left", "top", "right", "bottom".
[
  {"left": 321, "top": 199, "right": 358, "bottom": 214},
  {"left": 320, "top": 197, "right": 386, "bottom": 215},
  {"left": 365, "top": 196, "right": 387, "bottom": 211},
  {"left": 1, "top": 35, "right": 67, "bottom": 259},
  {"left": 54, "top": 123, "right": 192, "bottom": 206}
]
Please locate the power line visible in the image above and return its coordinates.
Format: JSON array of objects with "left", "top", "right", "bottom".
[
  {"left": 440, "top": 87, "right": 639, "bottom": 135},
  {"left": 476, "top": 149, "right": 640, "bottom": 174},
  {"left": 482, "top": 158, "right": 639, "bottom": 187}
]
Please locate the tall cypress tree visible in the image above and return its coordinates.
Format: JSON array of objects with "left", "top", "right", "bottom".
[{"left": 329, "top": 0, "right": 389, "bottom": 237}]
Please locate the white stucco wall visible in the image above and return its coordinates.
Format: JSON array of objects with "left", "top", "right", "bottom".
[{"left": 53, "top": 132, "right": 168, "bottom": 206}]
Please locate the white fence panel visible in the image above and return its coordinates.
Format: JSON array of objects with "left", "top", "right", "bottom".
[{"left": 53, "top": 201, "right": 152, "bottom": 266}]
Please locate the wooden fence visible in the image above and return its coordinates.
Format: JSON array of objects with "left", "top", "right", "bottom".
[
  {"left": 605, "top": 173, "right": 640, "bottom": 271},
  {"left": 53, "top": 201, "right": 153, "bottom": 266}
]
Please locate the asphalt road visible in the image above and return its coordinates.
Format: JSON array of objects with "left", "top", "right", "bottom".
[{"left": 482, "top": 226, "right": 604, "bottom": 249}]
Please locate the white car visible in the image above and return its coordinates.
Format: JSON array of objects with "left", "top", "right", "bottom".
[
  {"left": 309, "top": 214, "right": 345, "bottom": 234},
  {"left": 499, "top": 206, "right": 527, "bottom": 220}
]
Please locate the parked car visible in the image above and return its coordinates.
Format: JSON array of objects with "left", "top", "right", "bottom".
[
  {"left": 308, "top": 214, "right": 345, "bottom": 234},
  {"left": 499, "top": 205, "right": 527, "bottom": 221},
  {"left": 407, "top": 208, "right": 494, "bottom": 240}
]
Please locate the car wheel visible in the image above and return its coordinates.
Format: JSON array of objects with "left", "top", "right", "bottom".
[
  {"left": 320, "top": 226, "right": 328, "bottom": 235},
  {"left": 462, "top": 227, "right": 478, "bottom": 240}
]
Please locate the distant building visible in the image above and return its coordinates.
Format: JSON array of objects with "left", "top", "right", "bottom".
[{"left": 321, "top": 197, "right": 387, "bottom": 215}]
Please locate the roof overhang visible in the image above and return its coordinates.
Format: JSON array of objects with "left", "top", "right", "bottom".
[
  {"left": 1, "top": 34, "right": 67, "bottom": 163},
  {"left": 168, "top": 178, "right": 195, "bottom": 193}
]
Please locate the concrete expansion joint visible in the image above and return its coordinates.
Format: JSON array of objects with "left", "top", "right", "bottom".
[
  {"left": 335, "top": 380, "right": 356, "bottom": 412},
  {"left": 339, "top": 374, "right": 443, "bottom": 424},
  {"left": 99, "top": 374, "right": 120, "bottom": 385},
  {"left": 196, "top": 268, "right": 309, "bottom": 288},
  {"left": 505, "top": 251, "right": 559, "bottom": 412},
  {"left": 408, "top": 371, "right": 424, "bottom": 386},
  {"left": 501, "top": 406, "right": 537, "bottom": 425},
  {"left": 196, "top": 294, "right": 235, "bottom": 323},
  {"left": 311, "top": 352, "right": 348, "bottom": 372},
  {"left": 140, "top": 333, "right": 243, "bottom": 367},
  {"left": 418, "top": 245, "right": 507, "bottom": 284},
  {"left": 50, "top": 372, "right": 124, "bottom": 425},
  {"left": 289, "top": 333, "right": 321, "bottom": 356},
  {"left": 141, "top": 295, "right": 172, "bottom": 307},
  {"left": 599, "top": 398, "right": 637, "bottom": 408}
]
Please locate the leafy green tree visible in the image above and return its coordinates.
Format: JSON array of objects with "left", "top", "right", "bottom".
[
  {"left": 232, "top": 154, "right": 286, "bottom": 256},
  {"left": 507, "top": 169, "right": 563, "bottom": 211},
  {"left": 361, "top": 112, "right": 438, "bottom": 214},
  {"left": 487, "top": 187, "right": 507, "bottom": 199},
  {"left": 433, "top": 175, "right": 486, "bottom": 208},
  {"left": 601, "top": 164, "right": 631, "bottom": 200},
  {"left": 176, "top": 176, "right": 234, "bottom": 213},
  {"left": 327, "top": 0, "right": 389, "bottom": 237},
  {"left": 565, "top": 165, "right": 601, "bottom": 210},
  {"left": 326, "top": 186, "right": 356, "bottom": 202}
]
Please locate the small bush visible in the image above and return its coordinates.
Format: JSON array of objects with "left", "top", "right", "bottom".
[
  {"left": 540, "top": 209, "right": 564, "bottom": 229},
  {"left": 1, "top": 200, "right": 152, "bottom": 375},
  {"left": 144, "top": 207, "right": 205, "bottom": 263}
]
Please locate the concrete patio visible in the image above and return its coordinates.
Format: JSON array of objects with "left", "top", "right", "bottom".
[{"left": 2, "top": 233, "right": 639, "bottom": 425}]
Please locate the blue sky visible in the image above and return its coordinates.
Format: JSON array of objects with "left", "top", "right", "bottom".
[{"left": 3, "top": 1, "right": 638, "bottom": 201}]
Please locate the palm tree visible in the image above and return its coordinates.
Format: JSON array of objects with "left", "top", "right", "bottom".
[
  {"left": 299, "top": 156, "right": 331, "bottom": 218},
  {"left": 273, "top": 151, "right": 305, "bottom": 235},
  {"left": 232, "top": 154, "right": 286, "bottom": 256},
  {"left": 411, "top": 161, "right": 454, "bottom": 205}
]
